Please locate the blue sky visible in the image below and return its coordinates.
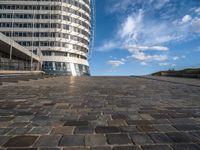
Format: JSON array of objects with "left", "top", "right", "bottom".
[{"left": 90, "top": 0, "right": 200, "bottom": 76}]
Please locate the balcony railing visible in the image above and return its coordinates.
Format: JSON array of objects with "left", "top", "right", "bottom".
[{"left": 0, "top": 59, "right": 40, "bottom": 71}]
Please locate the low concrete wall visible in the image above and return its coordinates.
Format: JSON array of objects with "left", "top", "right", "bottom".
[{"left": 159, "top": 72, "right": 200, "bottom": 79}]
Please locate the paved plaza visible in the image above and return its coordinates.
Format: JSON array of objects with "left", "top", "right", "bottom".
[{"left": 0, "top": 76, "right": 200, "bottom": 150}]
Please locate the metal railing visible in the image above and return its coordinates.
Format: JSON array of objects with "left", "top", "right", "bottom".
[{"left": 0, "top": 60, "right": 40, "bottom": 71}]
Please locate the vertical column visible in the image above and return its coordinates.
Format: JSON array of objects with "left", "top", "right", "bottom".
[
  {"left": 9, "top": 10, "right": 14, "bottom": 60},
  {"left": 31, "top": 10, "right": 35, "bottom": 71},
  {"left": 70, "top": 63, "right": 77, "bottom": 76},
  {"left": 49, "top": 1, "right": 52, "bottom": 51},
  {"left": 61, "top": 0, "right": 63, "bottom": 48}
]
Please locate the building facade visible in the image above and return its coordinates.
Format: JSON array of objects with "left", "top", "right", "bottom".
[{"left": 0, "top": 0, "right": 92, "bottom": 76}]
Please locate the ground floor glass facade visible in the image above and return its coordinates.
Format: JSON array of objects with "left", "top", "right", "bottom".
[{"left": 42, "top": 61, "right": 90, "bottom": 76}]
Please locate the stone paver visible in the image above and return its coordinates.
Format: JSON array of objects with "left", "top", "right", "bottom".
[
  {"left": 171, "top": 144, "right": 200, "bottom": 150},
  {"left": 90, "top": 147, "right": 111, "bottom": 150},
  {"left": 130, "top": 133, "right": 153, "bottom": 145},
  {"left": 33, "top": 135, "right": 61, "bottom": 147},
  {"left": 85, "top": 134, "right": 106, "bottom": 146},
  {"left": 113, "top": 146, "right": 141, "bottom": 150},
  {"left": 7, "top": 127, "right": 31, "bottom": 135},
  {"left": 51, "top": 126, "right": 74, "bottom": 135},
  {"left": 142, "top": 145, "right": 171, "bottom": 150},
  {"left": 0, "top": 136, "right": 10, "bottom": 146},
  {"left": 59, "top": 135, "right": 85, "bottom": 146},
  {"left": 29, "top": 127, "right": 52, "bottom": 134},
  {"left": 148, "top": 133, "right": 173, "bottom": 144},
  {"left": 3, "top": 136, "right": 38, "bottom": 147},
  {"left": 95, "top": 126, "right": 120, "bottom": 133},
  {"left": 74, "top": 126, "right": 94, "bottom": 134},
  {"left": 112, "top": 114, "right": 128, "bottom": 120},
  {"left": 136, "top": 125, "right": 157, "bottom": 132},
  {"left": 153, "top": 124, "right": 177, "bottom": 132},
  {"left": 0, "top": 76, "right": 200, "bottom": 149},
  {"left": 106, "top": 134, "right": 132, "bottom": 145},
  {"left": 108, "top": 120, "right": 127, "bottom": 126},
  {"left": 39, "top": 148, "right": 60, "bottom": 150},
  {"left": 7, "top": 148, "right": 37, "bottom": 150},
  {"left": 64, "top": 120, "right": 89, "bottom": 126},
  {"left": 166, "top": 132, "right": 194, "bottom": 143},
  {"left": 0, "top": 128, "right": 11, "bottom": 135},
  {"left": 63, "top": 148, "right": 89, "bottom": 150},
  {"left": 173, "top": 124, "right": 200, "bottom": 131},
  {"left": 120, "top": 126, "right": 138, "bottom": 133}
]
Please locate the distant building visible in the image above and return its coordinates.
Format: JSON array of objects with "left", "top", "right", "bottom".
[{"left": 0, "top": 0, "right": 93, "bottom": 76}]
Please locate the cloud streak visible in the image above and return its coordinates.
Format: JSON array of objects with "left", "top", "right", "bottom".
[
  {"left": 107, "top": 59, "right": 125, "bottom": 67},
  {"left": 125, "top": 45, "right": 169, "bottom": 51},
  {"left": 130, "top": 51, "right": 168, "bottom": 62},
  {"left": 95, "top": 41, "right": 117, "bottom": 52}
]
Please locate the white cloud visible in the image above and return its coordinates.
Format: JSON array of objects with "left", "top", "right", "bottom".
[
  {"left": 191, "top": 18, "right": 200, "bottom": 33},
  {"left": 96, "top": 41, "right": 118, "bottom": 52},
  {"left": 182, "top": 15, "right": 192, "bottom": 23},
  {"left": 108, "top": 0, "right": 133, "bottom": 13},
  {"left": 118, "top": 10, "right": 182, "bottom": 46},
  {"left": 159, "top": 62, "right": 178, "bottom": 67},
  {"left": 153, "top": 0, "right": 171, "bottom": 10},
  {"left": 172, "top": 55, "right": 186, "bottom": 61},
  {"left": 125, "top": 45, "right": 169, "bottom": 51},
  {"left": 120, "top": 15, "right": 137, "bottom": 38},
  {"left": 176, "top": 15, "right": 200, "bottom": 33},
  {"left": 171, "top": 64, "right": 176, "bottom": 67},
  {"left": 141, "top": 62, "right": 148, "bottom": 66},
  {"left": 172, "top": 56, "right": 179, "bottom": 61},
  {"left": 108, "top": 0, "right": 171, "bottom": 13},
  {"left": 195, "top": 7, "right": 200, "bottom": 15},
  {"left": 125, "top": 44, "right": 169, "bottom": 63},
  {"left": 131, "top": 51, "right": 168, "bottom": 62},
  {"left": 119, "top": 9, "right": 144, "bottom": 39},
  {"left": 107, "top": 60, "right": 125, "bottom": 67},
  {"left": 159, "top": 62, "right": 169, "bottom": 66}
]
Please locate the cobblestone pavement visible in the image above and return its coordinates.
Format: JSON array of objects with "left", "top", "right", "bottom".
[{"left": 0, "top": 76, "right": 200, "bottom": 150}]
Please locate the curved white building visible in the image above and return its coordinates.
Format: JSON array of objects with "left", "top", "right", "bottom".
[{"left": 0, "top": 0, "right": 93, "bottom": 76}]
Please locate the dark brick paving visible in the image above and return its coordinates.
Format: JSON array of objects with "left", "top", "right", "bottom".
[
  {"left": 106, "top": 134, "right": 132, "bottom": 145},
  {"left": 0, "top": 76, "right": 200, "bottom": 149},
  {"left": 4, "top": 136, "right": 38, "bottom": 147}
]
